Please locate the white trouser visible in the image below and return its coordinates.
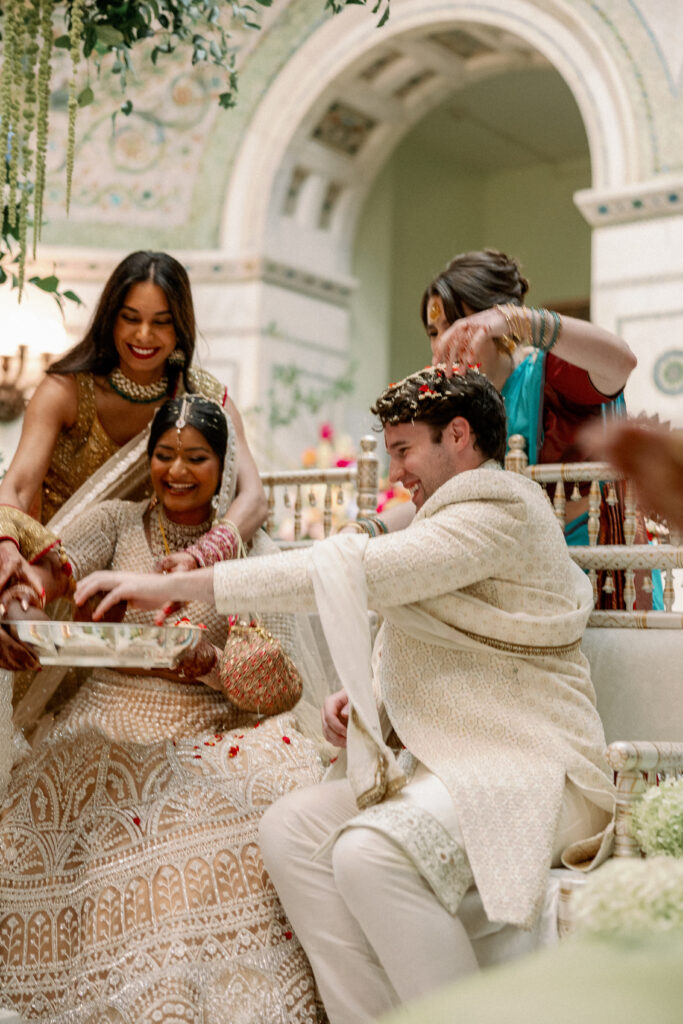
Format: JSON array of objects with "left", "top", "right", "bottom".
[
  {"left": 260, "top": 769, "right": 603, "bottom": 1024},
  {"left": 259, "top": 768, "right": 478, "bottom": 1024}
]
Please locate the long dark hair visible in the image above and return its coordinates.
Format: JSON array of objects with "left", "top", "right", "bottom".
[
  {"left": 147, "top": 396, "right": 228, "bottom": 473},
  {"left": 420, "top": 249, "right": 530, "bottom": 327},
  {"left": 48, "top": 251, "right": 196, "bottom": 393}
]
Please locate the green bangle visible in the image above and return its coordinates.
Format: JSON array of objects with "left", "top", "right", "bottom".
[
  {"left": 546, "top": 310, "right": 561, "bottom": 352},
  {"left": 357, "top": 515, "right": 390, "bottom": 537},
  {"left": 356, "top": 517, "right": 378, "bottom": 537}
]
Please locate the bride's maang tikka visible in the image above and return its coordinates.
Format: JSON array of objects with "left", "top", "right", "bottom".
[{"left": 175, "top": 396, "right": 190, "bottom": 441}]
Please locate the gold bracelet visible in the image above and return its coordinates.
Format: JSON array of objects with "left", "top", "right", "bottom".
[
  {"left": 495, "top": 305, "right": 529, "bottom": 354},
  {"left": 338, "top": 520, "right": 367, "bottom": 534}
]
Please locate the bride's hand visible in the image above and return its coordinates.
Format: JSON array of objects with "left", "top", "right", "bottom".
[
  {"left": 155, "top": 551, "right": 198, "bottom": 574},
  {"left": 75, "top": 571, "right": 176, "bottom": 620}
]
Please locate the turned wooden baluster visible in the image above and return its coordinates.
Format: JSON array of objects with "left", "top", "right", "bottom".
[
  {"left": 293, "top": 484, "right": 303, "bottom": 541},
  {"left": 266, "top": 484, "right": 277, "bottom": 537},
  {"left": 323, "top": 484, "right": 333, "bottom": 537},
  {"left": 504, "top": 434, "right": 528, "bottom": 473},
  {"left": 357, "top": 435, "right": 379, "bottom": 517},
  {"left": 623, "top": 479, "right": 637, "bottom": 609},
  {"left": 587, "top": 480, "right": 601, "bottom": 602},
  {"left": 664, "top": 567, "right": 675, "bottom": 612}
]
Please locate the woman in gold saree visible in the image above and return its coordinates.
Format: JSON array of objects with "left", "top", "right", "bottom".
[{"left": 0, "top": 250, "right": 267, "bottom": 620}]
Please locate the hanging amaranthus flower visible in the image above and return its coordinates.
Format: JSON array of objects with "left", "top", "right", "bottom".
[
  {"left": 65, "top": 0, "right": 85, "bottom": 213},
  {"left": 17, "top": 2, "right": 41, "bottom": 293},
  {"left": 0, "top": 1, "right": 18, "bottom": 204},
  {"left": 33, "top": 0, "right": 55, "bottom": 256},
  {"left": 5, "top": 0, "right": 23, "bottom": 227}
]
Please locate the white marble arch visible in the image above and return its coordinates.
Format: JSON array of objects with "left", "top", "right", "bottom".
[
  {"left": 220, "top": 0, "right": 638, "bottom": 280},
  {"left": 216, "top": 0, "right": 683, "bottom": 428}
]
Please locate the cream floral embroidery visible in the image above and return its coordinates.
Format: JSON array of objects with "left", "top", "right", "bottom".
[{"left": 344, "top": 800, "right": 474, "bottom": 915}]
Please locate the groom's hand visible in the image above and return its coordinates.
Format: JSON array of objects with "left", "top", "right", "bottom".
[
  {"left": 75, "top": 571, "right": 173, "bottom": 620},
  {"left": 321, "top": 689, "right": 349, "bottom": 747}
]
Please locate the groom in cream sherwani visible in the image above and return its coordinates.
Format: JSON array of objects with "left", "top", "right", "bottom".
[
  {"left": 258, "top": 366, "right": 614, "bottom": 1023},
  {"left": 78, "top": 367, "right": 616, "bottom": 1024}
]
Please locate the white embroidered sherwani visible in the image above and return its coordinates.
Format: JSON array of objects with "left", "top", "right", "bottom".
[{"left": 214, "top": 464, "right": 615, "bottom": 929}]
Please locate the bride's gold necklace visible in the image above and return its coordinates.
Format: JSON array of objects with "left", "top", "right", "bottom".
[{"left": 151, "top": 506, "right": 208, "bottom": 559}]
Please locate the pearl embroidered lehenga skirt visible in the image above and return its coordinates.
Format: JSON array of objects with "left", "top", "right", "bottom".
[{"left": 0, "top": 685, "right": 324, "bottom": 1023}]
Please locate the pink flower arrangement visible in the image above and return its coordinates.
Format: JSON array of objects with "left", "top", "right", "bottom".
[{"left": 377, "top": 485, "right": 410, "bottom": 513}]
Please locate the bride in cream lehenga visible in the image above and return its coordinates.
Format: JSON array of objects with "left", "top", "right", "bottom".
[{"left": 0, "top": 396, "right": 327, "bottom": 1024}]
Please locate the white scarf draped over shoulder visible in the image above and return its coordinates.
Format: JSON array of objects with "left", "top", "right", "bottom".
[{"left": 309, "top": 533, "right": 406, "bottom": 808}]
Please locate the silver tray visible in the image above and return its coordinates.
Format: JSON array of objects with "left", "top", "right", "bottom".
[{"left": 3, "top": 620, "right": 203, "bottom": 667}]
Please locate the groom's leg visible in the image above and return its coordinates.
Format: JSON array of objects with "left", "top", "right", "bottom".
[
  {"left": 260, "top": 781, "right": 400, "bottom": 1024},
  {"left": 332, "top": 825, "right": 478, "bottom": 1005}
]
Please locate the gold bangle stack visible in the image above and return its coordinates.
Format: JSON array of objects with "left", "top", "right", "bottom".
[
  {"left": 339, "top": 515, "right": 389, "bottom": 538},
  {"left": 495, "top": 304, "right": 562, "bottom": 354}
]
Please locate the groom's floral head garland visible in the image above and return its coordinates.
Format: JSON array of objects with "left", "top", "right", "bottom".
[
  {"left": 371, "top": 364, "right": 486, "bottom": 425},
  {"left": 371, "top": 364, "right": 508, "bottom": 464}
]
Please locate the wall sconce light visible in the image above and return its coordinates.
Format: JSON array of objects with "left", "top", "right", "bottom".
[{"left": 0, "top": 293, "right": 69, "bottom": 422}]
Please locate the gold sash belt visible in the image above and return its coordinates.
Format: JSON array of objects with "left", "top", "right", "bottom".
[{"left": 458, "top": 627, "right": 581, "bottom": 657}]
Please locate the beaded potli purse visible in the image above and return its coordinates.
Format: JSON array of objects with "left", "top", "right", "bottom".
[{"left": 219, "top": 615, "right": 303, "bottom": 715}]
